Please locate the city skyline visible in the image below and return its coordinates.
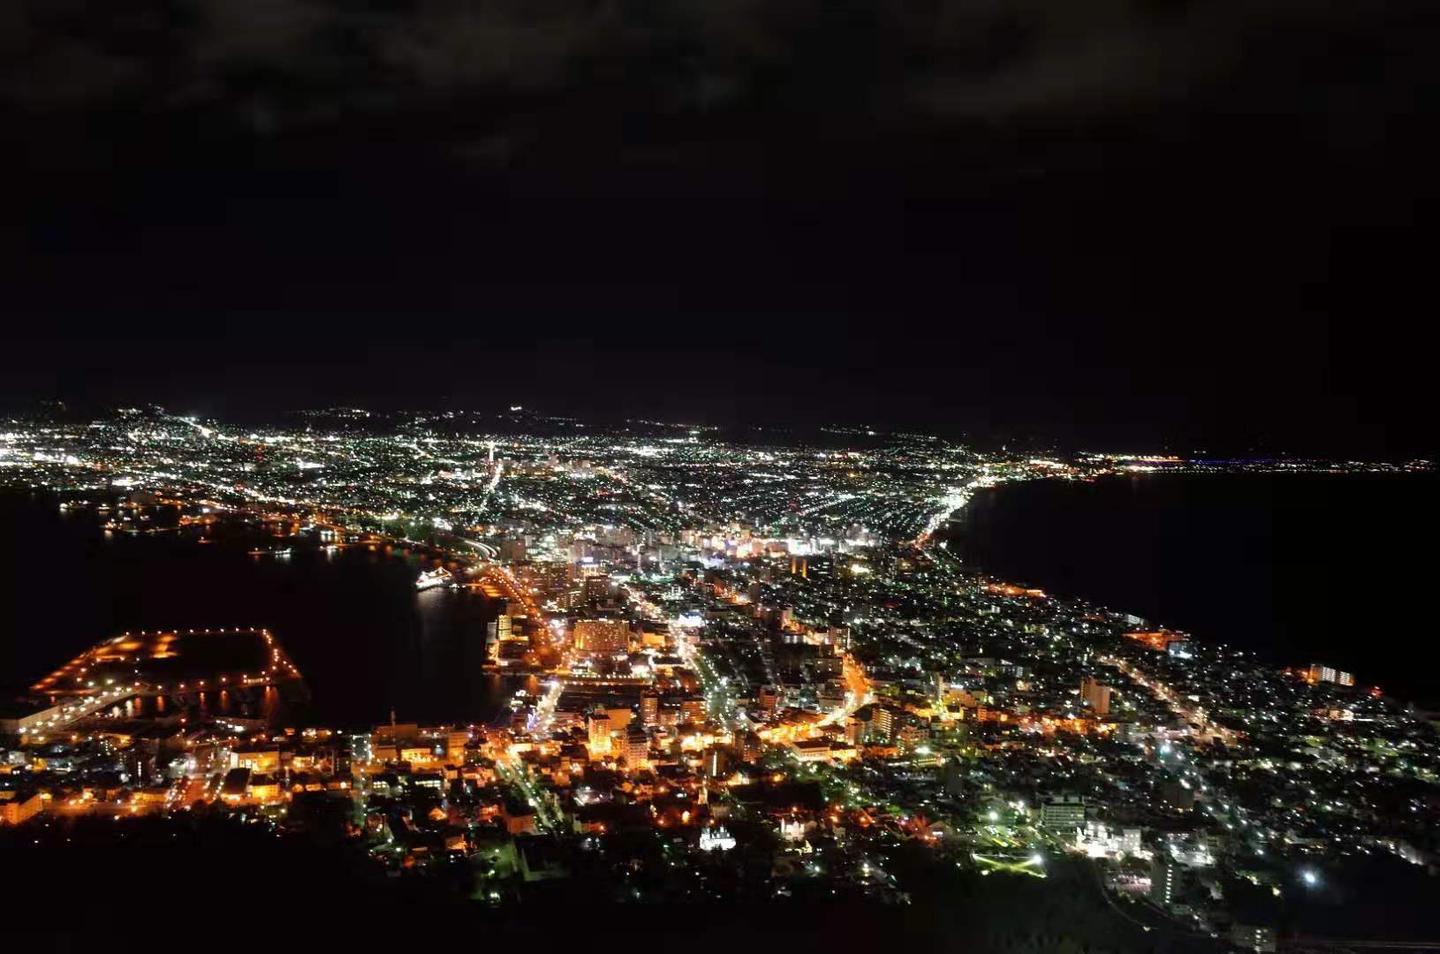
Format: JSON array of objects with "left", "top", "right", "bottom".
[
  {"left": 4, "top": 402, "right": 1437, "bottom": 949},
  {"left": 3, "top": 393, "right": 1434, "bottom": 461},
  {"left": 5, "top": 0, "right": 1435, "bottom": 945}
]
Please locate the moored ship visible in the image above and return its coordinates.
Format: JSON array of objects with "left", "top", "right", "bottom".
[{"left": 415, "top": 566, "right": 453, "bottom": 590}]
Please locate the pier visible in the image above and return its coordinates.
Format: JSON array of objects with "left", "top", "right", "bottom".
[{"left": 19, "top": 628, "right": 304, "bottom": 737}]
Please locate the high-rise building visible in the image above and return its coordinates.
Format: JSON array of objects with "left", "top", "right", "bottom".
[
  {"left": 680, "top": 697, "right": 705, "bottom": 725},
  {"left": 873, "top": 706, "right": 895, "bottom": 743},
  {"left": 574, "top": 619, "right": 631, "bottom": 655},
  {"left": 0, "top": 791, "right": 44, "bottom": 825},
  {"left": 1150, "top": 857, "right": 1185, "bottom": 907},
  {"left": 625, "top": 728, "right": 649, "bottom": 770},
  {"left": 1038, "top": 795, "right": 1086, "bottom": 831},
  {"left": 896, "top": 722, "right": 926, "bottom": 751},
  {"left": 1081, "top": 677, "right": 1112, "bottom": 716},
  {"left": 582, "top": 576, "right": 613, "bottom": 606},
  {"left": 587, "top": 713, "right": 612, "bottom": 755},
  {"left": 1307, "top": 663, "right": 1354, "bottom": 687},
  {"left": 704, "top": 746, "right": 730, "bottom": 779},
  {"left": 603, "top": 707, "right": 633, "bottom": 733},
  {"left": 446, "top": 730, "right": 471, "bottom": 765},
  {"left": 640, "top": 691, "right": 659, "bottom": 727}
]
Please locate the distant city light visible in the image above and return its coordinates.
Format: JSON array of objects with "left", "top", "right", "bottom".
[{"left": 1, "top": 405, "right": 1428, "bottom": 921}]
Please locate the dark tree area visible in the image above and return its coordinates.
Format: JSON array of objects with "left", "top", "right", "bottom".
[{"left": 3, "top": 814, "right": 1218, "bottom": 952}]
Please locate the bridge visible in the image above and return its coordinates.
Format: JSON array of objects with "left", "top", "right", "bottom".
[{"left": 463, "top": 564, "right": 545, "bottom": 621}]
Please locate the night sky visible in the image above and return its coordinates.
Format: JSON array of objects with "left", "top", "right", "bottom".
[{"left": 2, "top": 0, "right": 1434, "bottom": 455}]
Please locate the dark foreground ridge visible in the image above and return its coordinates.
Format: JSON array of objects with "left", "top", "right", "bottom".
[{"left": 3, "top": 813, "right": 1220, "bottom": 953}]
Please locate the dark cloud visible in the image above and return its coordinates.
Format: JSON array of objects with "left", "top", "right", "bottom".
[
  {"left": 4, "top": 0, "right": 1425, "bottom": 136},
  {"left": 1, "top": 0, "right": 1434, "bottom": 455},
  {"left": 909, "top": 0, "right": 1379, "bottom": 115}
]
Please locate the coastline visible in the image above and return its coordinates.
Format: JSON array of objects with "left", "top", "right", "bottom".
[{"left": 938, "top": 470, "right": 1439, "bottom": 706}]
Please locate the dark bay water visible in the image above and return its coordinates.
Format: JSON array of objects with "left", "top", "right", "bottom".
[
  {"left": 947, "top": 473, "right": 1440, "bottom": 705},
  {"left": 0, "top": 493, "right": 509, "bottom": 728}
]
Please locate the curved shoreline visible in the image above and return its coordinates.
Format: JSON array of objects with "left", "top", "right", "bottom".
[{"left": 936, "top": 470, "right": 1438, "bottom": 705}]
